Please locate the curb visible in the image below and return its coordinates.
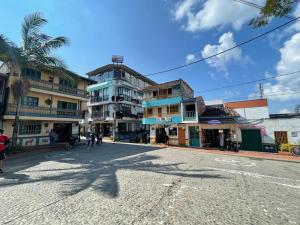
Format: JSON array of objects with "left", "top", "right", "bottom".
[{"left": 170, "top": 146, "right": 300, "bottom": 163}]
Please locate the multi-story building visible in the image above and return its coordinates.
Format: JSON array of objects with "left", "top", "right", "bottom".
[
  {"left": 0, "top": 64, "right": 94, "bottom": 146},
  {"left": 86, "top": 64, "right": 156, "bottom": 137},
  {"left": 142, "top": 79, "right": 205, "bottom": 146}
]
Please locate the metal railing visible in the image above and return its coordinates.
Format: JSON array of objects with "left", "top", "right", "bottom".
[
  {"left": 29, "top": 79, "right": 89, "bottom": 99},
  {"left": 90, "top": 95, "right": 109, "bottom": 103},
  {"left": 183, "top": 111, "right": 197, "bottom": 121},
  {"left": 6, "top": 104, "right": 83, "bottom": 119}
]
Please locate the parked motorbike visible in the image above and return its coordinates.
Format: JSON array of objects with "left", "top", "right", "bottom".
[
  {"left": 64, "top": 136, "right": 79, "bottom": 150},
  {"left": 225, "top": 138, "right": 239, "bottom": 152}
]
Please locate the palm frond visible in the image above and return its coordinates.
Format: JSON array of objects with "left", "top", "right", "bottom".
[
  {"left": 0, "top": 34, "right": 24, "bottom": 66},
  {"left": 40, "top": 36, "right": 70, "bottom": 54},
  {"left": 22, "top": 12, "right": 47, "bottom": 51}
]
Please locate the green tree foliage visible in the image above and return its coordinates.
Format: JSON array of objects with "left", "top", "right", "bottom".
[{"left": 250, "top": 0, "right": 297, "bottom": 27}]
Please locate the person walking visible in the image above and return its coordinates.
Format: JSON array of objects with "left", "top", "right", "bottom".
[
  {"left": 0, "top": 129, "right": 10, "bottom": 173},
  {"left": 87, "top": 133, "right": 95, "bottom": 148},
  {"left": 91, "top": 133, "right": 95, "bottom": 147}
]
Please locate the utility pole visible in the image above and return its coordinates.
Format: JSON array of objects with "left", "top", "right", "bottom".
[{"left": 259, "top": 83, "right": 264, "bottom": 99}]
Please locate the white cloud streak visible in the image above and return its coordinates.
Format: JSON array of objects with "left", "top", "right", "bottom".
[{"left": 173, "top": 0, "right": 264, "bottom": 32}]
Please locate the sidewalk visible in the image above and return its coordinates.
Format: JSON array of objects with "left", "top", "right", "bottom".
[{"left": 171, "top": 146, "right": 300, "bottom": 163}]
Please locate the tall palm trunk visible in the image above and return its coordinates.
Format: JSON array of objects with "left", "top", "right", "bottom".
[{"left": 12, "top": 97, "right": 21, "bottom": 145}]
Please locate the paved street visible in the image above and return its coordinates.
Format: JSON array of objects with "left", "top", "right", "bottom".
[{"left": 0, "top": 142, "right": 299, "bottom": 225}]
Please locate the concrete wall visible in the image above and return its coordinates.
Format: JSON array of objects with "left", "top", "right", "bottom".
[
  {"left": 258, "top": 118, "right": 300, "bottom": 145},
  {"left": 234, "top": 106, "right": 269, "bottom": 120}
]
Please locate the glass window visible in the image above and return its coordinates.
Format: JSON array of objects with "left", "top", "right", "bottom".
[
  {"left": 21, "top": 68, "right": 41, "bottom": 80},
  {"left": 168, "top": 88, "right": 172, "bottom": 95},
  {"left": 59, "top": 78, "right": 77, "bottom": 88},
  {"left": 147, "top": 108, "right": 153, "bottom": 115},
  {"left": 57, "top": 101, "right": 77, "bottom": 110},
  {"left": 159, "top": 89, "right": 168, "bottom": 96},
  {"left": 153, "top": 91, "right": 158, "bottom": 97},
  {"left": 170, "top": 105, "right": 179, "bottom": 113},
  {"left": 169, "top": 127, "right": 177, "bottom": 136},
  {"left": 22, "top": 96, "right": 39, "bottom": 107},
  {"left": 19, "top": 123, "right": 41, "bottom": 135}
]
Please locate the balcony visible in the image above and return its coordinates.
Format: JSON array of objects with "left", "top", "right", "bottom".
[
  {"left": 29, "top": 79, "right": 89, "bottom": 99},
  {"left": 183, "top": 111, "right": 197, "bottom": 121},
  {"left": 6, "top": 104, "right": 83, "bottom": 119},
  {"left": 90, "top": 95, "right": 109, "bottom": 103}
]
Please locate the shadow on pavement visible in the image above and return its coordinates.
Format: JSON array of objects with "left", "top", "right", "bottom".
[{"left": 0, "top": 142, "right": 226, "bottom": 198}]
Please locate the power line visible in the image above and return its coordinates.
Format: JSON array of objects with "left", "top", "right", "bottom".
[
  {"left": 214, "top": 90, "right": 300, "bottom": 102},
  {"left": 196, "top": 69, "right": 300, "bottom": 93},
  {"left": 145, "top": 16, "right": 300, "bottom": 77}
]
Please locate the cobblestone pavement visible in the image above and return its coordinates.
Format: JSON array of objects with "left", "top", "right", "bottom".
[{"left": 0, "top": 142, "right": 299, "bottom": 225}]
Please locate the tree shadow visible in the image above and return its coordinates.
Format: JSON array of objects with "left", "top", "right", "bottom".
[{"left": 0, "top": 143, "right": 227, "bottom": 198}]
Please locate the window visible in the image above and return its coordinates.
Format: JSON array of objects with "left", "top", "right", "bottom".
[
  {"left": 170, "top": 105, "right": 179, "bottom": 113},
  {"left": 169, "top": 127, "right": 177, "bottom": 136},
  {"left": 153, "top": 91, "right": 158, "bottom": 97},
  {"left": 159, "top": 89, "right": 168, "bottom": 96},
  {"left": 147, "top": 108, "right": 153, "bottom": 115},
  {"left": 21, "top": 68, "right": 41, "bottom": 80},
  {"left": 19, "top": 123, "right": 41, "bottom": 135},
  {"left": 57, "top": 101, "right": 77, "bottom": 110},
  {"left": 121, "top": 71, "right": 125, "bottom": 78},
  {"left": 158, "top": 107, "right": 162, "bottom": 115},
  {"left": 59, "top": 78, "right": 77, "bottom": 89},
  {"left": 168, "top": 88, "right": 172, "bottom": 95},
  {"left": 22, "top": 96, "right": 39, "bottom": 107},
  {"left": 48, "top": 76, "right": 54, "bottom": 83}
]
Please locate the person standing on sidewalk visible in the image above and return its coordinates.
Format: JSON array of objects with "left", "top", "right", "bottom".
[
  {"left": 0, "top": 129, "right": 10, "bottom": 173},
  {"left": 49, "top": 129, "right": 56, "bottom": 146}
]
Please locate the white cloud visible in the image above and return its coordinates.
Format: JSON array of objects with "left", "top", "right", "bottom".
[
  {"left": 279, "top": 108, "right": 292, "bottom": 114},
  {"left": 224, "top": 90, "right": 240, "bottom": 98},
  {"left": 249, "top": 33, "right": 300, "bottom": 101},
  {"left": 201, "top": 32, "right": 242, "bottom": 76},
  {"left": 173, "top": 0, "right": 264, "bottom": 32},
  {"left": 185, "top": 53, "right": 196, "bottom": 63},
  {"left": 290, "top": 2, "right": 300, "bottom": 32}
]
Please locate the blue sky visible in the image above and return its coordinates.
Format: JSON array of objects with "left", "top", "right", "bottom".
[{"left": 1, "top": 0, "right": 300, "bottom": 113}]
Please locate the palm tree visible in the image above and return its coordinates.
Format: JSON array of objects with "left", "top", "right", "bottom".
[{"left": 0, "top": 12, "right": 69, "bottom": 145}]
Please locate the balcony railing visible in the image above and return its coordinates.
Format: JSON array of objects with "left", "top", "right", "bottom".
[
  {"left": 6, "top": 104, "right": 83, "bottom": 119},
  {"left": 183, "top": 111, "right": 197, "bottom": 121},
  {"left": 90, "top": 95, "right": 109, "bottom": 103},
  {"left": 91, "top": 110, "right": 110, "bottom": 119},
  {"left": 29, "top": 79, "right": 89, "bottom": 99}
]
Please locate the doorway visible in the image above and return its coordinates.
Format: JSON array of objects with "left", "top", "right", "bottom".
[
  {"left": 53, "top": 123, "right": 72, "bottom": 142},
  {"left": 274, "top": 131, "right": 288, "bottom": 147},
  {"left": 101, "top": 123, "right": 111, "bottom": 136},
  {"left": 178, "top": 128, "right": 186, "bottom": 146},
  {"left": 241, "top": 129, "right": 262, "bottom": 151},
  {"left": 189, "top": 126, "right": 200, "bottom": 147}
]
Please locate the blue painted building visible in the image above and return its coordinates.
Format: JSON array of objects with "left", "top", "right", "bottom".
[
  {"left": 86, "top": 64, "right": 156, "bottom": 137},
  {"left": 142, "top": 79, "right": 205, "bottom": 146}
]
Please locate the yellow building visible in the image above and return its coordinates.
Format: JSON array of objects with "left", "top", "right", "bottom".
[{"left": 0, "top": 64, "right": 94, "bottom": 146}]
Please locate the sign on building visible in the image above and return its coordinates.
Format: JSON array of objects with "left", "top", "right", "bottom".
[{"left": 112, "top": 55, "right": 124, "bottom": 63}]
